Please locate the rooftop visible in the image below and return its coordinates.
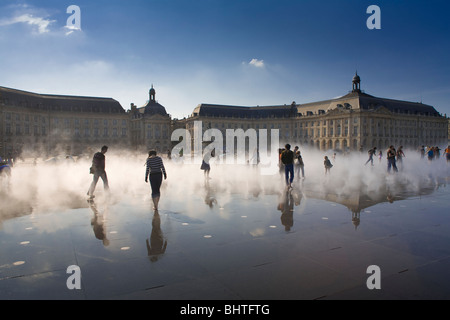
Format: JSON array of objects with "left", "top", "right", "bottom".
[{"left": 0, "top": 86, "right": 125, "bottom": 114}]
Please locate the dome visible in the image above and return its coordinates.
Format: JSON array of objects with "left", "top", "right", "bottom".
[
  {"left": 143, "top": 85, "right": 168, "bottom": 116},
  {"left": 144, "top": 100, "right": 168, "bottom": 116},
  {"left": 353, "top": 73, "right": 360, "bottom": 82}
]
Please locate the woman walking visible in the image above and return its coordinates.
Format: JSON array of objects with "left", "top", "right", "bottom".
[{"left": 145, "top": 150, "right": 167, "bottom": 211}]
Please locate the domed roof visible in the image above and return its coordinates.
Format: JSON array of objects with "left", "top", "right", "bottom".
[
  {"left": 143, "top": 85, "right": 168, "bottom": 116},
  {"left": 352, "top": 72, "right": 360, "bottom": 82},
  {"left": 144, "top": 100, "right": 168, "bottom": 116}
]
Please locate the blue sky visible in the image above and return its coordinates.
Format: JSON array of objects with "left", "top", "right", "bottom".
[{"left": 1, "top": 0, "right": 450, "bottom": 119}]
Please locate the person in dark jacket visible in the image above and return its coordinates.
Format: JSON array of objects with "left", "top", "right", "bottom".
[
  {"left": 87, "top": 146, "right": 109, "bottom": 200},
  {"left": 281, "top": 144, "right": 295, "bottom": 188}
]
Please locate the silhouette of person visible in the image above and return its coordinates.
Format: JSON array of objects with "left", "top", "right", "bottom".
[
  {"left": 146, "top": 211, "right": 167, "bottom": 262},
  {"left": 87, "top": 145, "right": 109, "bottom": 200},
  {"left": 387, "top": 145, "right": 398, "bottom": 173},
  {"left": 88, "top": 200, "right": 110, "bottom": 246},
  {"left": 204, "top": 179, "right": 217, "bottom": 208},
  {"left": 278, "top": 190, "right": 294, "bottom": 231},
  {"left": 365, "top": 147, "right": 377, "bottom": 166},
  {"left": 145, "top": 150, "right": 167, "bottom": 211},
  {"left": 281, "top": 144, "right": 295, "bottom": 188}
]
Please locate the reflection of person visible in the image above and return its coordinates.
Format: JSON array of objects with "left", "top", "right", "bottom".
[
  {"left": 204, "top": 180, "right": 217, "bottom": 208},
  {"left": 146, "top": 211, "right": 167, "bottom": 262},
  {"left": 291, "top": 188, "right": 303, "bottom": 206},
  {"left": 88, "top": 200, "right": 109, "bottom": 246},
  {"left": 145, "top": 150, "right": 167, "bottom": 211},
  {"left": 277, "top": 190, "right": 294, "bottom": 231},
  {"left": 87, "top": 146, "right": 109, "bottom": 200}
]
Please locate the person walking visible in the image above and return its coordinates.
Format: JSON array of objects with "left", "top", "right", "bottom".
[
  {"left": 387, "top": 145, "right": 398, "bottom": 173},
  {"left": 444, "top": 145, "right": 450, "bottom": 163},
  {"left": 87, "top": 145, "right": 109, "bottom": 200},
  {"left": 293, "top": 146, "right": 305, "bottom": 179},
  {"left": 145, "top": 150, "right": 167, "bottom": 211},
  {"left": 396, "top": 146, "right": 405, "bottom": 170},
  {"left": 281, "top": 144, "right": 295, "bottom": 189},
  {"left": 201, "top": 149, "right": 215, "bottom": 179},
  {"left": 365, "top": 147, "right": 377, "bottom": 166},
  {"left": 324, "top": 155, "right": 333, "bottom": 174}
]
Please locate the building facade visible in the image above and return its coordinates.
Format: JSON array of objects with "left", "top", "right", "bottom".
[
  {"left": 0, "top": 86, "right": 129, "bottom": 159},
  {"left": 183, "top": 74, "right": 448, "bottom": 152},
  {"left": 129, "top": 85, "right": 172, "bottom": 154},
  {"left": 1, "top": 74, "right": 448, "bottom": 160}
]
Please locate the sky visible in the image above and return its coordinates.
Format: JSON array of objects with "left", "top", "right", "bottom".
[{"left": 1, "top": 0, "right": 450, "bottom": 119}]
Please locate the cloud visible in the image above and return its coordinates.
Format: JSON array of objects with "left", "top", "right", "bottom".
[
  {"left": 0, "top": 13, "right": 55, "bottom": 34},
  {"left": 64, "top": 25, "right": 81, "bottom": 36},
  {"left": 249, "top": 58, "right": 265, "bottom": 68}
]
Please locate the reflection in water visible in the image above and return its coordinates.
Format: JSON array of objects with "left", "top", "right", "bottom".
[
  {"left": 204, "top": 180, "right": 218, "bottom": 208},
  {"left": 88, "top": 199, "right": 110, "bottom": 246},
  {"left": 301, "top": 175, "right": 449, "bottom": 229},
  {"left": 277, "top": 189, "right": 303, "bottom": 231},
  {"left": 146, "top": 211, "right": 167, "bottom": 262}
]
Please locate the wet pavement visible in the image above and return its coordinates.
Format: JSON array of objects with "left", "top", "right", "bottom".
[{"left": 1, "top": 159, "right": 450, "bottom": 300}]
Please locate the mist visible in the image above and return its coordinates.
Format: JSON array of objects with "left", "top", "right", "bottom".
[{"left": 1, "top": 146, "right": 449, "bottom": 221}]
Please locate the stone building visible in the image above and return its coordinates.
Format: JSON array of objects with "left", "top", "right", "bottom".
[
  {"left": 129, "top": 85, "right": 172, "bottom": 154},
  {"left": 1, "top": 74, "right": 448, "bottom": 160},
  {"left": 183, "top": 73, "right": 448, "bottom": 152},
  {"left": 0, "top": 86, "right": 128, "bottom": 159}
]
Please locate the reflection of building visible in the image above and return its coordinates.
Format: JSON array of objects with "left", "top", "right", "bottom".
[
  {"left": 301, "top": 178, "right": 440, "bottom": 229},
  {"left": 1, "top": 73, "right": 448, "bottom": 158}
]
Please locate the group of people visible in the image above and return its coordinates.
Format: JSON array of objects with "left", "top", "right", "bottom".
[
  {"left": 87, "top": 145, "right": 167, "bottom": 211},
  {"left": 85, "top": 142, "right": 450, "bottom": 210},
  {"left": 0, "top": 157, "right": 12, "bottom": 182},
  {"left": 419, "top": 145, "right": 448, "bottom": 161}
]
